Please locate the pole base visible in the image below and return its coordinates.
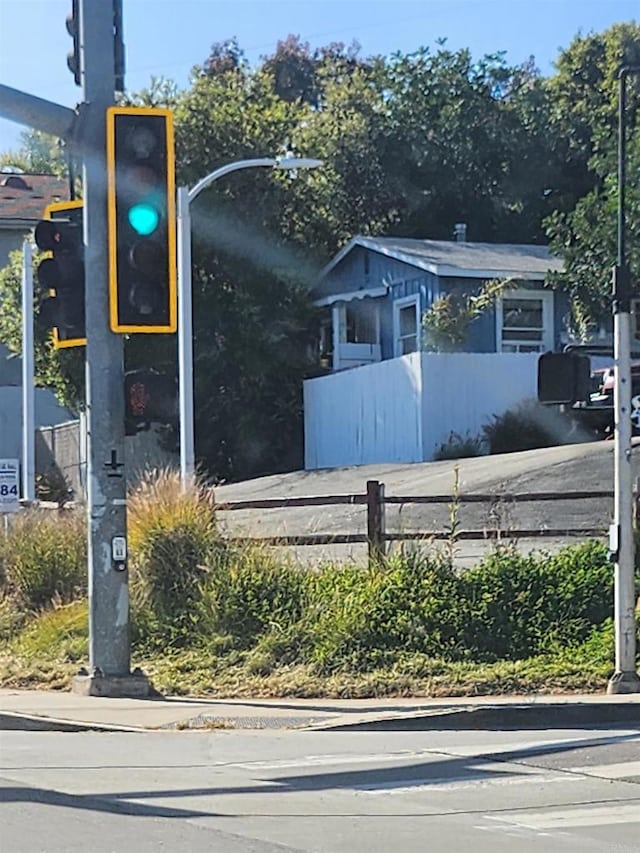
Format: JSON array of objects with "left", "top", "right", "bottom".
[
  {"left": 607, "top": 670, "right": 640, "bottom": 694},
  {"left": 72, "top": 668, "right": 152, "bottom": 698}
]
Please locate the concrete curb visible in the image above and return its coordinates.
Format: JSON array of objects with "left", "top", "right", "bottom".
[
  {"left": 0, "top": 711, "right": 148, "bottom": 733},
  {"left": 309, "top": 702, "right": 640, "bottom": 731}
]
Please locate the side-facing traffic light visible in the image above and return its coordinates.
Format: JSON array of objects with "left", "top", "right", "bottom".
[
  {"left": 66, "top": 0, "right": 81, "bottom": 86},
  {"left": 537, "top": 351, "right": 591, "bottom": 405},
  {"left": 106, "top": 106, "right": 177, "bottom": 334},
  {"left": 34, "top": 200, "right": 86, "bottom": 349}
]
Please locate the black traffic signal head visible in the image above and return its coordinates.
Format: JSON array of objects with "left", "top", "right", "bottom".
[
  {"left": 34, "top": 200, "right": 85, "bottom": 349},
  {"left": 66, "top": 0, "right": 81, "bottom": 86},
  {"left": 537, "top": 351, "right": 591, "bottom": 405},
  {"left": 107, "top": 107, "right": 177, "bottom": 334}
]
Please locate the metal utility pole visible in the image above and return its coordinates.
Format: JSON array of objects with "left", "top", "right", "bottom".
[
  {"left": 608, "top": 65, "right": 640, "bottom": 695},
  {"left": 71, "top": 0, "right": 147, "bottom": 696},
  {"left": 21, "top": 242, "right": 35, "bottom": 503}
]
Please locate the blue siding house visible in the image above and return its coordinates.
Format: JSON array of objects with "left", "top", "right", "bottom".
[{"left": 312, "top": 232, "right": 568, "bottom": 371}]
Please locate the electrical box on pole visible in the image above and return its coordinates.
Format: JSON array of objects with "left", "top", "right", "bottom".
[
  {"left": 106, "top": 106, "right": 177, "bottom": 334},
  {"left": 34, "top": 200, "right": 86, "bottom": 348}
]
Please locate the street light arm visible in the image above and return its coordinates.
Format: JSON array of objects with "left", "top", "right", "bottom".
[{"left": 187, "top": 158, "right": 277, "bottom": 204}]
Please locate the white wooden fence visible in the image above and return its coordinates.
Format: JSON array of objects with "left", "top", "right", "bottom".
[{"left": 303, "top": 352, "right": 540, "bottom": 469}]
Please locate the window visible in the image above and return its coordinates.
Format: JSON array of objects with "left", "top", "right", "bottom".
[
  {"left": 393, "top": 295, "right": 420, "bottom": 356},
  {"left": 497, "top": 290, "right": 553, "bottom": 353}
]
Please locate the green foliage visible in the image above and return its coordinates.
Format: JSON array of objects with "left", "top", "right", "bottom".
[
  {"left": 0, "top": 129, "right": 67, "bottom": 176},
  {"left": 203, "top": 547, "right": 308, "bottom": 648},
  {"left": 0, "top": 511, "right": 86, "bottom": 609},
  {"left": 422, "top": 278, "right": 509, "bottom": 351},
  {"left": 482, "top": 398, "right": 578, "bottom": 454},
  {"left": 10, "top": 600, "right": 88, "bottom": 663},
  {"left": 460, "top": 541, "right": 612, "bottom": 660},
  {"left": 302, "top": 554, "right": 465, "bottom": 673},
  {"left": 545, "top": 24, "right": 640, "bottom": 322},
  {"left": 434, "top": 431, "right": 485, "bottom": 461}
]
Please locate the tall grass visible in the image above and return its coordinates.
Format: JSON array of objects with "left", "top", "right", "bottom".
[
  {"left": 0, "top": 510, "right": 86, "bottom": 609},
  {"left": 128, "top": 469, "right": 220, "bottom": 641}
]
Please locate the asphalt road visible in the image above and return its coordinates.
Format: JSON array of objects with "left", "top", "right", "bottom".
[
  {"left": 1, "top": 726, "right": 639, "bottom": 852},
  {"left": 214, "top": 440, "right": 635, "bottom": 566}
]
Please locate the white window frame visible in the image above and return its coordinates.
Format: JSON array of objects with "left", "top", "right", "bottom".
[
  {"left": 496, "top": 289, "right": 554, "bottom": 353},
  {"left": 393, "top": 294, "right": 421, "bottom": 357}
]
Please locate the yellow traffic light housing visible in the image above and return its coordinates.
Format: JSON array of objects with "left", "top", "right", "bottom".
[{"left": 106, "top": 106, "right": 177, "bottom": 334}]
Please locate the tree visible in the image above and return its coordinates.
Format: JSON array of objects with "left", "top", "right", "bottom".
[
  {"left": 0, "top": 129, "right": 67, "bottom": 176},
  {"left": 545, "top": 24, "right": 640, "bottom": 322}
]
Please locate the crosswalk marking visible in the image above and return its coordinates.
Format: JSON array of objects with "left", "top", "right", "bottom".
[
  {"left": 487, "top": 802, "right": 640, "bottom": 830},
  {"left": 357, "top": 774, "right": 577, "bottom": 794}
]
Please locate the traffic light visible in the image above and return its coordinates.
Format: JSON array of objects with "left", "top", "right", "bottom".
[
  {"left": 34, "top": 200, "right": 86, "bottom": 349},
  {"left": 124, "top": 369, "right": 177, "bottom": 435},
  {"left": 66, "top": 1, "right": 124, "bottom": 91},
  {"left": 537, "top": 351, "right": 591, "bottom": 405},
  {"left": 66, "top": 0, "right": 81, "bottom": 86},
  {"left": 106, "top": 106, "right": 177, "bottom": 334}
]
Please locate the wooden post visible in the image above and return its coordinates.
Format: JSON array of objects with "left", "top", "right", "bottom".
[{"left": 366, "top": 479, "right": 386, "bottom": 566}]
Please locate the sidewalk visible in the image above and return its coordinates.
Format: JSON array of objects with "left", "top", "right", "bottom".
[{"left": 1, "top": 688, "right": 638, "bottom": 732}]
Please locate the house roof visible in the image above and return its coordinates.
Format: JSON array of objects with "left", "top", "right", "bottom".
[
  {"left": 0, "top": 172, "right": 69, "bottom": 227},
  {"left": 318, "top": 236, "right": 564, "bottom": 284}
]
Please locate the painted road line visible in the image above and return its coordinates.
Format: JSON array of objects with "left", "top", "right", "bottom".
[
  {"left": 567, "top": 762, "right": 640, "bottom": 780},
  {"left": 487, "top": 802, "right": 640, "bottom": 830}
]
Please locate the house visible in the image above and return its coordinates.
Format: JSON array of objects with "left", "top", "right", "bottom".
[
  {"left": 0, "top": 170, "right": 69, "bottom": 267},
  {"left": 312, "top": 230, "right": 567, "bottom": 371},
  {"left": 303, "top": 231, "right": 576, "bottom": 470}
]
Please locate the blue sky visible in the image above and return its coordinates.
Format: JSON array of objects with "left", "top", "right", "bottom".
[{"left": 0, "top": 0, "right": 637, "bottom": 156}]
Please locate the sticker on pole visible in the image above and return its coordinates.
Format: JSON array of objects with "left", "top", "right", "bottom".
[{"left": 0, "top": 459, "right": 20, "bottom": 513}]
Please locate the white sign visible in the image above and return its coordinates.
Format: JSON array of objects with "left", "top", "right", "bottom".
[{"left": 0, "top": 459, "right": 20, "bottom": 513}]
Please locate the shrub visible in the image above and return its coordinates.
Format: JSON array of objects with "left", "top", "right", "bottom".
[
  {"left": 303, "top": 553, "right": 466, "bottom": 673},
  {"left": 434, "top": 431, "right": 485, "bottom": 461},
  {"left": 482, "top": 399, "right": 577, "bottom": 454},
  {"left": 201, "top": 544, "right": 308, "bottom": 648},
  {"left": 0, "top": 510, "right": 86, "bottom": 609},
  {"left": 460, "top": 541, "right": 612, "bottom": 660}
]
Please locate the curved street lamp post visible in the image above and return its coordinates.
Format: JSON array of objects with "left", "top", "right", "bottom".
[{"left": 177, "top": 157, "right": 323, "bottom": 489}]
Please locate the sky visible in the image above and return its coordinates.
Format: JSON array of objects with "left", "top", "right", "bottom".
[{"left": 0, "top": 0, "right": 637, "bottom": 156}]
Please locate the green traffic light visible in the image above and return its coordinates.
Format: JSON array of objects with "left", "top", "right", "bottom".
[{"left": 128, "top": 203, "right": 159, "bottom": 236}]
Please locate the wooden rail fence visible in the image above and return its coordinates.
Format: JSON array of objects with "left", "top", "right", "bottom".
[{"left": 214, "top": 480, "right": 614, "bottom": 565}]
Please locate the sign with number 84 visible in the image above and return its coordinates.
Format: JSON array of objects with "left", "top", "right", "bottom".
[{"left": 0, "top": 459, "right": 20, "bottom": 513}]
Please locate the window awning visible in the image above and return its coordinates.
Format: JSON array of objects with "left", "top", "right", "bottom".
[{"left": 313, "top": 286, "right": 388, "bottom": 307}]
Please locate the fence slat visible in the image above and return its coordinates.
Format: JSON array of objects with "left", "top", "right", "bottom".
[{"left": 384, "top": 490, "right": 613, "bottom": 505}]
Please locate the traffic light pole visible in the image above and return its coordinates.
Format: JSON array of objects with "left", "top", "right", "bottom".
[
  {"left": 72, "top": 0, "right": 147, "bottom": 696},
  {"left": 21, "top": 242, "right": 35, "bottom": 503},
  {"left": 608, "top": 66, "right": 640, "bottom": 695}
]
